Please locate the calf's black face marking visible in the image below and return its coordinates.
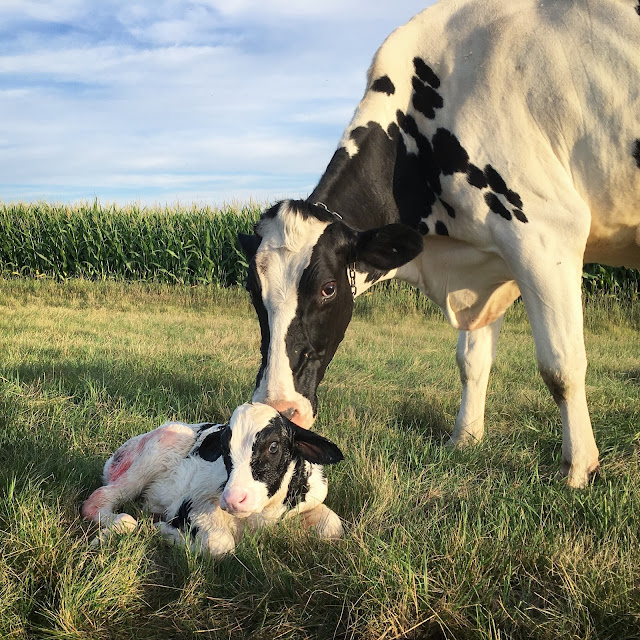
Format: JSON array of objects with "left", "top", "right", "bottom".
[
  {"left": 251, "top": 416, "right": 294, "bottom": 497},
  {"left": 250, "top": 414, "right": 344, "bottom": 498}
]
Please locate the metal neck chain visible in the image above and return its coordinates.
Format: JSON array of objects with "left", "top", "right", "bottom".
[{"left": 314, "top": 201, "right": 357, "bottom": 299}]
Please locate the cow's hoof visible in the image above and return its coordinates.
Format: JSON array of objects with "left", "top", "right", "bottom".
[
  {"left": 560, "top": 458, "right": 600, "bottom": 489},
  {"left": 445, "top": 430, "right": 483, "bottom": 448}
]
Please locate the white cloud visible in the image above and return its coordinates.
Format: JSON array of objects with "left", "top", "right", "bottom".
[{"left": 0, "top": 1, "right": 432, "bottom": 205}]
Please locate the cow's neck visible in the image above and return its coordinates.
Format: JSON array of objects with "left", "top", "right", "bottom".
[
  {"left": 309, "top": 114, "right": 439, "bottom": 235},
  {"left": 309, "top": 121, "right": 402, "bottom": 232}
]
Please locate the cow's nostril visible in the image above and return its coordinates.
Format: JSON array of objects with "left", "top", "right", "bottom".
[{"left": 281, "top": 407, "right": 296, "bottom": 419}]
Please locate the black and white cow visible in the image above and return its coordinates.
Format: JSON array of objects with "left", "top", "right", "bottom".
[
  {"left": 82, "top": 403, "right": 344, "bottom": 556},
  {"left": 238, "top": 0, "right": 640, "bottom": 488}
]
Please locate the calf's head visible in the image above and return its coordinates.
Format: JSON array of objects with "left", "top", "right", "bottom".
[
  {"left": 216, "top": 403, "right": 343, "bottom": 517},
  {"left": 239, "top": 199, "right": 422, "bottom": 428}
]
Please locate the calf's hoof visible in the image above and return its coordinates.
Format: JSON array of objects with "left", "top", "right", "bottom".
[
  {"left": 91, "top": 513, "right": 138, "bottom": 546},
  {"left": 301, "top": 504, "right": 344, "bottom": 540}
]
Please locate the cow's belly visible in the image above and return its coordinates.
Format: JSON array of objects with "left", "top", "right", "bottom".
[
  {"left": 398, "top": 237, "right": 521, "bottom": 331},
  {"left": 585, "top": 221, "right": 640, "bottom": 269}
]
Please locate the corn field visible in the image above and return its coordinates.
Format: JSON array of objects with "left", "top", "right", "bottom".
[
  {"left": 0, "top": 201, "right": 260, "bottom": 287},
  {"left": 0, "top": 201, "right": 638, "bottom": 300}
]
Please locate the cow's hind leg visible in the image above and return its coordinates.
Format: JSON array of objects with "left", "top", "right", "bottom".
[
  {"left": 82, "top": 422, "right": 197, "bottom": 537},
  {"left": 502, "top": 211, "right": 599, "bottom": 488},
  {"left": 448, "top": 315, "right": 504, "bottom": 446}
]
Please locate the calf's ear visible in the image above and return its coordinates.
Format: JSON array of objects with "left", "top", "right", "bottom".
[
  {"left": 237, "top": 233, "right": 261, "bottom": 259},
  {"left": 354, "top": 223, "right": 423, "bottom": 271},
  {"left": 292, "top": 424, "right": 344, "bottom": 465}
]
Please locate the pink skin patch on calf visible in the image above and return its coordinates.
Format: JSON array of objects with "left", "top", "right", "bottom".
[
  {"left": 105, "top": 428, "right": 163, "bottom": 482},
  {"left": 82, "top": 486, "right": 109, "bottom": 520}
]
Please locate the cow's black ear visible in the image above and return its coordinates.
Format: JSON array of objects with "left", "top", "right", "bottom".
[
  {"left": 292, "top": 424, "right": 344, "bottom": 465},
  {"left": 237, "top": 233, "right": 261, "bottom": 259},
  {"left": 354, "top": 223, "right": 423, "bottom": 271}
]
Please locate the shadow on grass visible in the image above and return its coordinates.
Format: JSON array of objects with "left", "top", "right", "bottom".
[
  {"left": 391, "top": 397, "right": 453, "bottom": 444},
  {"left": 614, "top": 368, "right": 640, "bottom": 386},
  {"left": 9, "top": 352, "right": 252, "bottom": 422}
]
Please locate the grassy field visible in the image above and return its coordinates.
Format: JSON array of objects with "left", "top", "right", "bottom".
[{"left": 0, "top": 278, "right": 639, "bottom": 639}]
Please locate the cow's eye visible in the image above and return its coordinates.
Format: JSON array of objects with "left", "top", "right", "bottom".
[
  {"left": 269, "top": 442, "right": 279, "bottom": 454},
  {"left": 321, "top": 281, "right": 336, "bottom": 299}
]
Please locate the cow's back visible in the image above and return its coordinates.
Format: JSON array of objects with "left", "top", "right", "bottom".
[{"left": 345, "top": 0, "right": 640, "bottom": 268}]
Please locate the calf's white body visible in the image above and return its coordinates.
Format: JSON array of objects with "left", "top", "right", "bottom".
[{"left": 82, "top": 403, "right": 343, "bottom": 556}]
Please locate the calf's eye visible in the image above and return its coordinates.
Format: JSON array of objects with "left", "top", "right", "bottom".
[
  {"left": 321, "top": 281, "right": 336, "bottom": 299},
  {"left": 269, "top": 442, "right": 279, "bottom": 454}
]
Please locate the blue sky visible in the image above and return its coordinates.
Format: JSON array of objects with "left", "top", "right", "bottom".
[{"left": 0, "top": 1, "right": 431, "bottom": 207}]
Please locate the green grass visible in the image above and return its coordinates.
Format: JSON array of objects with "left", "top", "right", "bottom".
[{"left": 0, "top": 278, "right": 639, "bottom": 639}]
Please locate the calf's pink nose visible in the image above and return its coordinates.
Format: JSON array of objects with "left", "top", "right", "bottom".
[{"left": 221, "top": 488, "right": 249, "bottom": 512}]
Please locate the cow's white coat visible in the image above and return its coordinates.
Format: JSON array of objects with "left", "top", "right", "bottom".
[{"left": 250, "top": 0, "right": 640, "bottom": 487}]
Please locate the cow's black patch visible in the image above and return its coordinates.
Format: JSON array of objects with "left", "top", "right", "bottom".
[
  {"left": 484, "top": 165, "right": 523, "bottom": 208},
  {"left": 250, "top": 416, "right": 294, "bottom": 498},
  {"left": 170, "top": 499, "right": 198, "bottom": 539},
  {"left": 193, "top": 426, "right": 226, "bottom": 462},
  {"left": 633, "top": 139, "right": 640, "bottom": 168},
  {"left": 364, "top": 268, "right": 388, "bottom": 284},
  {"left": 395, "top": 110, "right": 441, "bottom": 206},
  {"left": 413, "top": 57, "right": 440, "bottom": 88},
  {"left": 513, "top": 209, "right": 529, "bottom": 223},
  {"left": 412, "top": 76, "right": 444, "bottom": 119},
  {"left": 371, "top": 75, "right": 395, "bottom": 95},
  {"left": 636, "top": 2, "right": 640, "bottom": 17},
  {"left": 284, "top": 458, "right": 310, "bottom": 509},
  {"left": 419, "top": 221, "right": 429, "bottom": 235},
  {"left": 432, "top": 128, "right": 469, "bottom": 175},
  {"left": 284, "top": 221, "right": 357, "bottom": 407},
  {"left": 485, "top": 192, "right": 512, "bottom": 220},
  {"left": 260, "top": 202, "right": 281, "bottom": 220},
  {"left": 439, "top": 198, "right": 456, "bottom": 218},
  {"left": 435, "top": 221, "right": 449, "bottom": 236},
  {"left": 196, "top": 422, "right": 218, "bottom": 435},
  {"left": 467, "top": 164, "right": 488, "bottom": 189}
]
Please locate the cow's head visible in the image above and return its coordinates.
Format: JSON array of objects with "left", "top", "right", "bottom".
[
  {"left": 218, "top": 403, "right": 343, "bottom": 516},
  {"left": 238, "top": 200, "right": 423, "bottom": 428}
]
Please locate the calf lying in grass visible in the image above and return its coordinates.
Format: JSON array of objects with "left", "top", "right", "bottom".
[{"left": 82, "top": 403, "right": 344, "bottom": 556}]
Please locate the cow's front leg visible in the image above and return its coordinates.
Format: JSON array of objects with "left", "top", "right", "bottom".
[
  {"left": 299, "top": 504, "right": 343, "bottom": 539},
  {"left": 447, "top": 316, "right": 504, "bottom": 446},
  {"left": 507, "top": 237, "right": 599, "bottom": 488}
]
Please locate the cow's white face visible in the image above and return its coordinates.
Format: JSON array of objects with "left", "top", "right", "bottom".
[
  {"left": 218, "top": 403, "right": 343, "bottom": 517},
  {"left": 239, "top": 200, "right": 423, "bottom": 429},
  {"left": 249, "top": 202, "right": 333, "bottom": 429}
]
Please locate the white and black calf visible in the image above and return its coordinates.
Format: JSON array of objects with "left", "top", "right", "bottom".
[
  {"left": 238, "top": 0, "right": 640, "bottom": 488},
  {"left": 82, "top": 403, "right": 344, "bottom": 556}
]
